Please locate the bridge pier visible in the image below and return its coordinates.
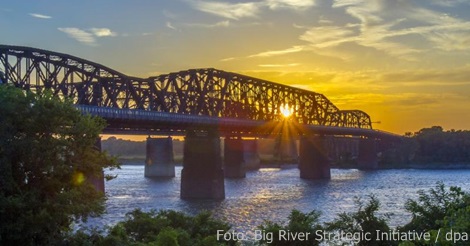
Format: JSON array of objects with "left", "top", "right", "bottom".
[
  {"left": 224, "top": 137, "right": 245, "bottom": 178},
  {"left": 181, "top": 130, "right": 225, "bottom": 199},
  {"left": 358, "top": 138, "right": 378, "bottom": 169},
  {"left": 145, "top": 137, "right": 175, "bottom": 178},
  {"left": 87, "top": 137, "right": 105, "bottom": 193},
  {"left": 243, "top": 139, "right": 261, "bottom": 170},
  {"left": 275, "top": 136, "right": 298, "bottom": 162},
  {"left": 299, "top": 136, "right": 331, "bottom": 179},
  {"left": 223, "top": 138, "right": 261, "bottom": 178}
]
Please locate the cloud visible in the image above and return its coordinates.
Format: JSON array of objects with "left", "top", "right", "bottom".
[
  {"left": 424, "top": 29, "right": 470, "bottom": 51},
  {"left": 189, "top": 0, "right": 315, "bottom": 19},
  {"left": 211, "top": 20, "right": 230, "bottom": 27},
  {"left": 332, "top": 0, "right": 364, "bottom": 8},
  {"left": 387, "top": 93, "right": 465, "bottom": 107},
  {"left": 89, "top": 28, "right": 117, "bottom": 37},
  {"left": 300, "top": 26, "right": 355, "bottom": 48},
  {"left": 220, "top": 57, "right": 236, "bottom": 62},
  {"left": 166, "top": 22, "right": 177, "bottom": 30},
  {"left": 58, "top": 27, "right": 118, "bottom": 45},
  {"left": 293, "top": 23, "right": 308, "bottom": 29},
  {"left": 318, "top": 17, "right": 333, "bottom": 25},
  {"left": 187, "top": 20, "right": 230, "bottom": 28},
  {"left": 191, "top": 1, "right": 260, "bottom": 19},
  {"left": 58, "top": 28, "right": 96, "bottom": 45},
  {"left": 382, "top": 69, "right": 470, "bottom": 86},
  {"left": 265, "top": 0, "right": 316, "bottom": 10},
  {"left": 430, "top": 0, "right": 469, "bottom": 7},
  {"left": 329, "top": 92, "right": 450, "bottom": 108},
  {"left": 29, "top": 13, "right": 52, "bottom": 19},
  {"left": 290, "top": 0, "right": 470, "bottom": 59},
  {"left": 249, "top": 46, "right": 304, "bottom": 57},
  {"left": 258, "top": 63, "right": 300, "bottom": 67},
  {"left": 162, "top": 10, "right": 178, "bottom": 19}
]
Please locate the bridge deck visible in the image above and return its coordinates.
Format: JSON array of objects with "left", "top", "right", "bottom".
[{"left": 78, "top": 105, "right": 400, "bottom": 139}]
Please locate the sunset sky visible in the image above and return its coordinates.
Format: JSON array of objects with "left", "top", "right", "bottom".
[{"left": 1, "top": 0, "right": 470, "bottom": 134}]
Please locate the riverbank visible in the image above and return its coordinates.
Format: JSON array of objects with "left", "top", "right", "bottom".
[
  {"left": 116, "top": 156, "right": 470, "bottom": 170},
  {"left": 382, "top": 163, "right": 470, "bottom": 169}
]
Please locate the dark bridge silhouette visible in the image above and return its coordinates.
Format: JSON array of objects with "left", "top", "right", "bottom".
[{"left": 0, "top": 45, "right": 401, "bottom": 199}]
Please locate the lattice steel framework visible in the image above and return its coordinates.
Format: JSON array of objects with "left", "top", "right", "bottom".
[{"left": 0, "top": 45, "right": 372, "bottom": 129}]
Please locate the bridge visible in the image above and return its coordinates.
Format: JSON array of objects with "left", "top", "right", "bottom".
[{"left": 0, "top": 44, "right": 401, "bottom": 199}]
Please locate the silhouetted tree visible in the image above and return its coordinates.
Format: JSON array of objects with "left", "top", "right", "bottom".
[
  {"left": 258, "top": 209, "right": 323, "bottom": 246},
  {"left": 66, "top": 209, "right": 235, "bottom": 246},
  {"left": 325, "top": 196, "right": 395, "bottom": 246},
  {"left": 413, "top": 126, "right": 470, "bottom": 164},
  {"left": 380, "top": 126, "right": 470, "bottom": 166},
  {"left": 401, "top": 182, "right": 469, "bottom": 233},
  {"left": 0, "top": 86, "right": 118, "bottom": 245}
]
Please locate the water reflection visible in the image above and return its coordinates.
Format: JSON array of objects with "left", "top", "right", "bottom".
[{"left": 87, "top": 165, "right": 470, "bottom": 232}]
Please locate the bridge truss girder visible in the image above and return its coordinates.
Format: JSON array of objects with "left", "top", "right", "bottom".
[{"left": 0, "top": 45, "right": 372, "bottom": 129}]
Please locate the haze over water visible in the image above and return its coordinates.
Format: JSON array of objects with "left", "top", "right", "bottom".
[{"left": 87, "top": 163, "right": 470, "bottom": 232}]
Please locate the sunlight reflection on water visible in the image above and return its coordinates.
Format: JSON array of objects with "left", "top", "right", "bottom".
[{"left": 85, "top": 164, "right": 470, "bottom": 233}]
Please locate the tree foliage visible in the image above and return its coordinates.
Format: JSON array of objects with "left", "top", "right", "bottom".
[
  {"left": 435, "top": 202, "right": 470, "bottom": 246},
  {"left": 381, "top": 126, "right": 470, "bottom": 166},
  {"left": 0, "top": 86, "right": 118, "bottom": 245},
  {"left": 401, "top": 182, "right": 469, "bottom": 233},
  {"left": 325, "top": 195, "right": 394, "bottom": 246},
  {"left": 396, "top": 183, "right": 470, "bottom": 246},
  {"left": 65, "top": 209, "right": 235, "bottom": 246},
  {"left": 257, "top": 209, "right": 323, "bottom": 246},
  {"left": 414, "top": 126, "right": 470, "bottom": 163}
]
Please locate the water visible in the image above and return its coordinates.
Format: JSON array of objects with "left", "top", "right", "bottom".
[{"left": 88, "top": 164, "right": 470, "bottom": 232}]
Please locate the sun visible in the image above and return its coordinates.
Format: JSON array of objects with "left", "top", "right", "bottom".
[{"left": 280, "top": 104, "right": 293, "bottom": 118}]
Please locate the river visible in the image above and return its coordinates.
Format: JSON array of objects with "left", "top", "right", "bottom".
[{"left": 86, "top": 163, "right": 470, "bottom": 233}]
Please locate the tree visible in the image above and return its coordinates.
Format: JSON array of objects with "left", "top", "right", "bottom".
[
  {"left": 0, "top": 86, "right": 118, "bottom": 245},
  {"left": 66, "top": 209, "right": 235, "bottom": 246},
  {"left": 257, "top": 209, "right": 323, "bottom": 246},
  {"left": 401, "top": 182, "right": 469, "bottom": 233},
  {"left": 325, "top": 195, "right": 394, "bottom": 246},
  {"left": 397, "top": 183, "right": 470, "bottom": 245},
  {"left": 435, "top": 202, "right": 470, "bottom": 246}
]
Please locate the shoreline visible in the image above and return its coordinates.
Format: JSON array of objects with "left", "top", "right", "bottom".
[{"left": 116, "top": 159, "right": 470, "bottom": 170}]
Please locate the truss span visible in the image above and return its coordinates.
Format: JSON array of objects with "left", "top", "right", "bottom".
[{"left": 0, "top": 44, "right": 372, "bottom": 129}]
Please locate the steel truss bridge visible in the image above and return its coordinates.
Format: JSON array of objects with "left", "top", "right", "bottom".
[{"left": 0, "top": 44, "right": 395, "bottom": 139}]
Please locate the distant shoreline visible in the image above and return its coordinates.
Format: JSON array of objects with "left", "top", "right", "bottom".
[
  {"left": 115, "top": 158, "right": 470, "bottom": 170},
  {"left": 381, "top": 163, "right": 470, "bottom": 170}
]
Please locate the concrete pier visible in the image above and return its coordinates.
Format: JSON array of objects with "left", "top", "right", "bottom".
[
  {"left": 299, "top": 136, "right": 331, "bottom": 179},
  {"left": 357, "top": 138, "right": 378, "bottom": 169},
  {"left": 145, "top": 137, "right": 175, "bottom": 178},
  {"left": 243, "top": 139, "right": 260, "bottom": 170},
  {"left": 224, "top": 137, "right": 245, "bottom": 178},
  {"left": 275, "top": 136, "right": 298, "bottom": 162},
  {"left": 88, "top": 137, "right": 105, "bottom": 193},
  {"left": 181, "top": 130, "right": 225, "bottom": 199}
]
